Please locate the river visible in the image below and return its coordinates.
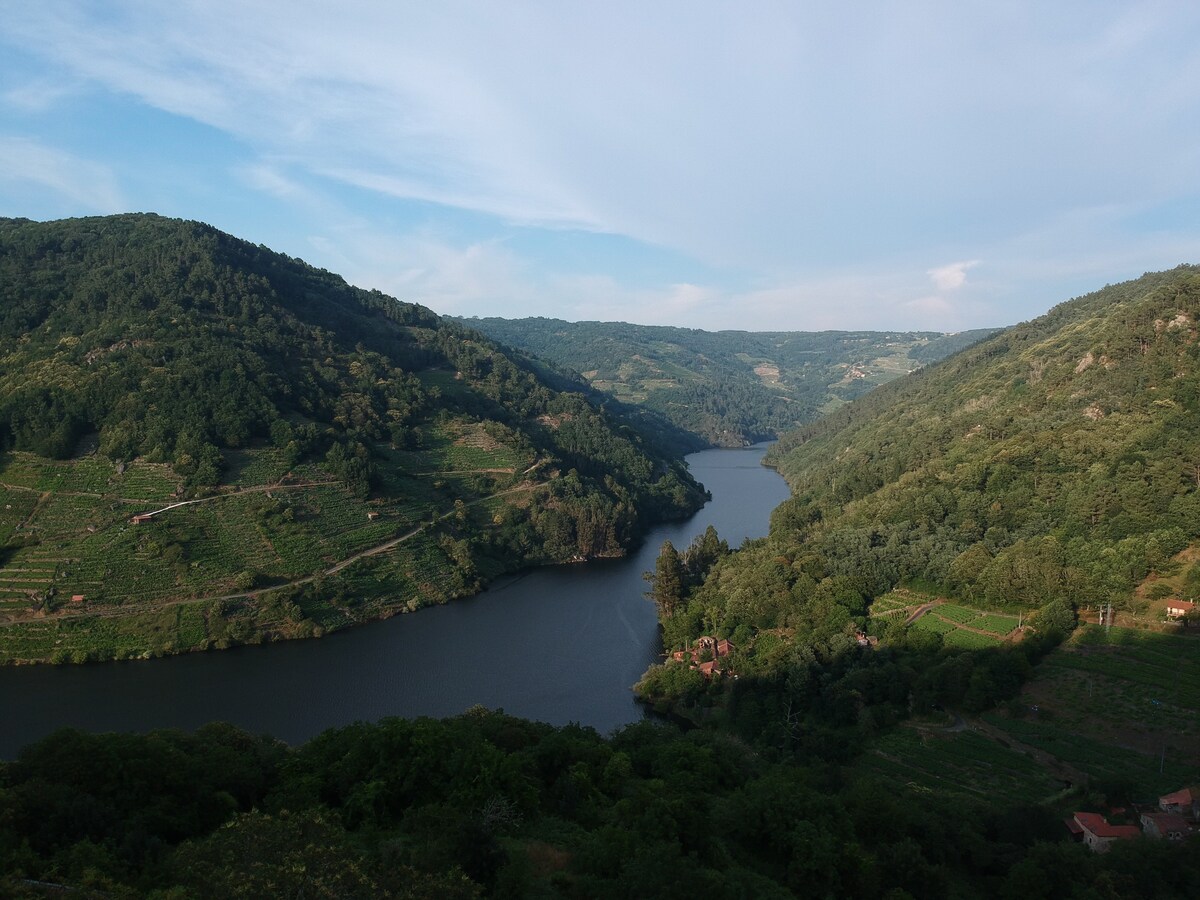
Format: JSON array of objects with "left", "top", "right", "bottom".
[{"left": 0, "top": 445, "right": 789, "bottom": 758}]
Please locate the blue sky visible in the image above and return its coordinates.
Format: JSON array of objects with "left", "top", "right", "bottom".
[{"left": 2, "top": 2, "right": 1198, "bottom": 332}]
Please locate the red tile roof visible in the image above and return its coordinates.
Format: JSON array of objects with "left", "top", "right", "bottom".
[
  {"left": 1160, "top": 787, "right": 1195, "bottom": 807},
  {"left": 1073, "top": 812, "right": 1140, "bottom": 840},
  {"left": 1142, "top": 812, "right": 1191, "bottom": 835}
]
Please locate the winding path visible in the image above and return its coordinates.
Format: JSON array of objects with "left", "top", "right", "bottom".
[{"left": 0, "top": 480, "right": 546, "bottom": 624}]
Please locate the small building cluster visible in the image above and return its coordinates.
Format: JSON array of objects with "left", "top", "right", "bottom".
[
  {"left": 670, "top": 636, "right": 735, "bottom": 678},
  {"left": 1066, "top": 786, "right": 1197, "bottom": 852},
  {"left": 1165, "top": 599, "right": 1195, "bottom": 620}
]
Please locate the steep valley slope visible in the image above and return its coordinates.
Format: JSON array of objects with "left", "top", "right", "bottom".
[{"left": 0, "top": 214, "right": 707, "bottom": 663}]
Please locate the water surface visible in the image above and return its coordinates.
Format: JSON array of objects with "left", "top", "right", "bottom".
[{"left": 0, "top": 445, "right": 789, "bottom": 758}]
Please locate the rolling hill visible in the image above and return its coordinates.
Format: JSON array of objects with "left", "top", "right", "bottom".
[
  {"left": 457, "top": 316, "right": 997, "bottom": 445},
  {"left": 0, "top": 214, "right": 706, "bottom": 663}
]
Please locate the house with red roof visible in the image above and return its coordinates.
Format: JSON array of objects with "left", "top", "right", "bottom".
[
  {"left": 669, "top": 636, "right": 735, "bottom": 678},
  {"left": 1165, "top": 599, "right": 1196, "bottom": 620},
  {"left": 1158, "top": 787, "right": 1199, "bottom": 820},
  {"left": 1071, "top": 812, "right": 1140, "bottom": 853},
  {"left": 1140, "top": 811, "right": 1191, "bottom": 841}
]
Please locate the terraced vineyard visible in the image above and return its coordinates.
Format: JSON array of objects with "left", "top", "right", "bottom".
[
  {"left": 0, "top": 424, "right": 555, "bottom": 664},
  {"left": 909, "top": 603, "right": 1020, "bottom": 647},
  {"left": 985, "top": 624, "right": 1200, "bottom": 784},
  {"left": 854, "top": 725, "right": 1065, "bottom": 804},
  {"left": 979, "top": 713, "right": 1195, "bottom": 799}
]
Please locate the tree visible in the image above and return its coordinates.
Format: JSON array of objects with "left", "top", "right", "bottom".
[
  {"left": 645, "top": 540, "right": 685, "bottom": 619},
  {"left": 682, "top": 525, "right": 729, "bottom": 587}
]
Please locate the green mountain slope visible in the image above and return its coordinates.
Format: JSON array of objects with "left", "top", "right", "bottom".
[
  {"left": 0, "top": 214, "right": 706, "bottom": 663},
  {"left": 457, "top": 315, "right": 997, "bottom": 445},
  {"left": 639, "top": 265, "right": 1200, "bottom": 719},
  {"left": 632, "top": 266, "right": 1200, "bottom": 810},
  {"left": 764, "top": 264, "right": 1200, "bottom": 608}
]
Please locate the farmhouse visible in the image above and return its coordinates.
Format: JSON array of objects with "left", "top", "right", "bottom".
[
  {"left": 1158, "top": 787, "right": 1199, "bottom": 820},
  {"left": 130, "top": 514, "right": 153, "bottom": 525},
  {"left": 1165, "top": 599, "right": 1195, "bottom": 620},
  {"left": 1140, "top": 812, "right": 1191, "bottom": 841},
  {"left": 1070, "top": 812, "right": 1140, "bottom": 853},
  {"left": 69, "top": 594, "right": 85, "bottom": 604}
]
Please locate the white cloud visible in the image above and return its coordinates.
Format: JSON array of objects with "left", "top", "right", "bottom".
[
  {"left": 0, "top": 136, "right": 125, "bottom": 213},
  {"left": 927, "top": 260, "right": 980, "bottom": 292},
  {"left": 8, "top": 2, "right": 1198, "bottom": 270},
  {"left": 237, "top": 163, "right": 314, "bottom": 204},
  {"left": 2, "top": 2, "right": 1198, "bottom": 331},
  {"left": 2, "top": 77, "right": 78, "bottom": 111}
]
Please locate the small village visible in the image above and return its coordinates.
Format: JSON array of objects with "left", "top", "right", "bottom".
[
  {"left": 670, "top": 635, "right": 736, "bottom": 678},
  {"left": 1067, "top": 786, "right": 1198, "bottom": 852}
]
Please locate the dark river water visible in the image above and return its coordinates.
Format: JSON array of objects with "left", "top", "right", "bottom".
[{"left": 0, "top": 445, "right": 789, "bottom": 758}]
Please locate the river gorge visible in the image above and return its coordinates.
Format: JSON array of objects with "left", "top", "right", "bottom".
[{"left": 0, "top": 445, "right": 789, "bottom": 758}]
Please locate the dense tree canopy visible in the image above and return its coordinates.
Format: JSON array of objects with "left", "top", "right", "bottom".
[{"left": 3, "top": 712, "right": 1197, "bottom": 898}]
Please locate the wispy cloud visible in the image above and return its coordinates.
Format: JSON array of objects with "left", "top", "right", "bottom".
[
  {"left": 927, "top": 260, "right": 980, "bottom": 292},
  {"left": 0, "top": 136, "right": 125, "bottom": 213},
  {"left": 1, "top": 3, "right": 1198, "bottom": 330},
  {"left": 2, "top": 76, "right": 79, "bottom": 111}
]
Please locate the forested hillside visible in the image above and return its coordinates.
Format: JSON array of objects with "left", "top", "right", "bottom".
[
  {"left": 637, "top": 266, "right": 1200, "bottom": 801},
  {"left": 4, "top": 714, "right": 1198, "bottom": 898},
  {"left": 0, "top": 214, "right": 706, "bottom": 663},
  {"left": 765, "top": 265, "right": 1200, "bottom": 611},
  {"left": 459, "top": 315, "right": 996, "bottom": 445}
]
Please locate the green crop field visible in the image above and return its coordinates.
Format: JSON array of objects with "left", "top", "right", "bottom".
[
  {"left": 908, "top": 602, "right": 1019, "bottom": 647},
  {"left": 912, "top": 614, "right": 957, "bottom": 635},
  {"left": 936, "top": 604, "right": 980, "bottom": 625},
  {"left": 942, "top": 629, "right": 1002, "bottom": 649},
  {"left": 975, "top": 614, "right": 1020, "bottom": 636},
  {"left": 853, "top": 726, "right": 1064, "bottom": 804},
  {"left": 980, "top": 713, "right": 1194, "bottom": 799},
  {"left": 868, "top": 593, "right": 912, "bottom": 616}
]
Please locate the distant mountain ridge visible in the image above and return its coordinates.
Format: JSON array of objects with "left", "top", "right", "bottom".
[
  {"left": 0, "top": 214, "right": 706, "bottom": 663},
  {"left": 455, "top": 316, "right": 998, "bottom": 446}
]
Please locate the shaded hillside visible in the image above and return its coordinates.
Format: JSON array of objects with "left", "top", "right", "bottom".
[
  {"left": 458, "top": 316, "right": 997, "bottom": 445},
  {"left": 636, "top": 266, "right": 1200, "bottom": 727},
  {"left": 5, "top": 713, "right": 1199, "bottom": 898},
  {"left": 630, "top": 267, "right": 1200, "bottom": 830},
  {"left": 0, "top": 214, "right": 705, "bottom": 663}
]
